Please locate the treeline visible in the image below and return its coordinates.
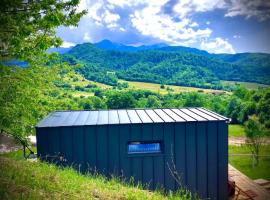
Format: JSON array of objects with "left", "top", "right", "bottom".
[
  {"left": 60, "top": 43, "right": 270, "bottom": 90},
  {"left": 53, "top": 83, "right": 270, "bottom": 129}
]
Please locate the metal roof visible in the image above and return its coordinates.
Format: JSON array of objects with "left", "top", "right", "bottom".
[{"left": 36, "top": 107, "right": 229, "bottom": 128}]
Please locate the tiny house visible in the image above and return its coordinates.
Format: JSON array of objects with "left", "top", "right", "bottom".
[{"left": 36, "top": 108, "right": 229, "bottom": 199}]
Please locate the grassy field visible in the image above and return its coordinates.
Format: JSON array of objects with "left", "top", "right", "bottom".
[
  {"left": 229, "top": 124, "right": 246, "bottom": 137},
  {"left": 229, "top": 145, "right": 270, "bottom": 180},
  {"left": 119, "top": 80, "right": 227, "bottom": 94},
  {"left": 62, "top": 72, "right": 111, "bottom": 97},
  {"left": 221, "top": 80, "right": 270, "bottom": 90},
  {"left": 0, "top": 151, "right": 194, "bottom": 200},
  {"left": 64, "top": 72, "right": 111, "bottom": 90}
]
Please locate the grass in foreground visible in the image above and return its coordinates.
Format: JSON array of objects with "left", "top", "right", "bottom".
[
  {"left": 229, "top": 124, "right": 246, "bottom": 137},
  {"left": 229, "top": 145, "right": 270, "bottom": 180},
  {"left": 0, "top": 151, "right": 193, "bottom": 200}
]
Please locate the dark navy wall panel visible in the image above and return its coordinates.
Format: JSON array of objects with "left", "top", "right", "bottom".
[
  {"left": 36, "top": 127, "right": 48, "bottom": 159},
  {"left": 47, "top": 127, "right": 60, "bottom": 163},
  {"left": 60, "top": 127, "right": 73, "bottom": 166},
  {"left": 185, "top": 123, "right": 197, "bottom": 192},
  {"left": 207, "top": 122, "right": 218, "bottom": 199},
  {"left": 72, "top": 127, "right": 84, "bottom": 172},
  {"left": 119, "top": 124, "right": 131, "bottom": 179},
  {"left": 130, "top": 124, "right": 142, "bottom": 183},
  {"left": 152, "top": 123, "right": 164, "bottom": 189},
  {"left": 108, "top": 125, "right": 120, "bottom": 176},
  {"left": 142, "top": 124, "right": 153, "bottom": 189},
  {"left": 196, "top": 122, "right": 207, "bottom": 198},
  {"left": 174, "top": 123, "right": 186, "bottom": 187},
  {"left": 84, "top": 126, "right": 96, "bottom": 172},
  {"left": 96, "top": 125, "right": 108, "bottom": 175},
  {"left": 164, "top": 123, "right": 175, "bottom": 191},
  {"left": 218, "top": 122, "right": 228, "bottom": 200}
]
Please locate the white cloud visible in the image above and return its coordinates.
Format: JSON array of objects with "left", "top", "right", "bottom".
[
  {"left": 233, "top": 35, "right": 241, "bottom": 39},
  {"left": 206, "top": 21, "right": 211, "bottom": 25},
  {"left": 200, "top": 37, "right": 235, "bottom": 54},
  {"left": 130, "top": 1, "right": 212, "bottom": 45},
  {"left": 83, "top": 32, "right": 92, "bottom": 42},
  {"left": 225, "top": 0, "right": 270, "bottom": 21},
  {"left": 172, "top": 0, "right": 270, "bottom": 21},
  {"left": 173, "top": 0, "right": 226, "bottom": 18},
  {"left": 190, "top": 22, "right": 199, "bottom": 27},
  {"left": 61, "top": 41, "right": 75, "bottom": 48}
]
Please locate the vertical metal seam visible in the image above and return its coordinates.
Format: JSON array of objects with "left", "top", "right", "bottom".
[
  {"left": 195, "top": 122, "right": 198, "bottom": 191},
  {"left": 83, "top": 126, "right": 86, "bottom": 173},
  {"left": 206, "top": 121, "right": 209, "bottom": 197},
  {"left": 217, "top": 122, "right": 219, "bottom": 198}
]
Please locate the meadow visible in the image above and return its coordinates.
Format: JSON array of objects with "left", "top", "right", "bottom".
[
  {"left": 221, "top": 80, "right": 270, "bottom": 90},
  {"left": 229, "top": 124, "right": 246, "bottom": 137},
  {"left": 119, "top": 80, "right": 228, "bottom": 94}
]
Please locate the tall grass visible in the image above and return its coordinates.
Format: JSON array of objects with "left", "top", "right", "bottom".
[{"left": 0, "top": 151, "right": 195, "bottom": 200}]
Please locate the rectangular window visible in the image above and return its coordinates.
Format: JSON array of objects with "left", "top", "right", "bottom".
[{"left": 128, "top": 141, "right": 162, "bottom": 154}]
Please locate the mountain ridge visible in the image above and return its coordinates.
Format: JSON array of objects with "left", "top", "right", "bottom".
[{"left": 61, "top": 41, "right": 270, "bottom": 88}]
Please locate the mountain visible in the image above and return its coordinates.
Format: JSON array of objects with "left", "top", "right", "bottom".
[
  {"left": 94, "top": 39, "right": 168, "bottom": 52},
  {"left": 63, "top": 41, "right": 270, "bottom": 89}
]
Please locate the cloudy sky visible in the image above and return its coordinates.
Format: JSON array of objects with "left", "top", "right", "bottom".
[{"left": 56, "top": 0, "right": 270, "bottom": 54}]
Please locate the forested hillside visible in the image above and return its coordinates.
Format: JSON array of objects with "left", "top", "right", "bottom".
[{"left": 62, "top": 41, "right": 270, "bottom": 89}]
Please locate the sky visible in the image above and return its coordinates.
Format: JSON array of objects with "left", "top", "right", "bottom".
[{"left": 56, "top": 0, "right": 270, "bottom": 54}]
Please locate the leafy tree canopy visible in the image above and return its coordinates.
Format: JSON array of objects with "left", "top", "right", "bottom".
[{"left": 0, "top": 0, "right": 86, "bottom": 63}]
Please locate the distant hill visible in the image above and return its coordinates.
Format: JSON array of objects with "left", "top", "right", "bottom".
[
  {"left": 62, "top": 41, "right": 270, "bottom": 89},
  {"left": 94, "top": 39, "right": 168, "bottom": 52}
]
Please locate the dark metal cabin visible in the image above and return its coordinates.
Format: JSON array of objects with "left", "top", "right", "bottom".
[{"left": 36, "top": 108, "right": 229, "bottom": 199}]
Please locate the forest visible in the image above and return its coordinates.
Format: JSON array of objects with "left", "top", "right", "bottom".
[{"left": 60, "top": 41, "right": 270, "bottom": 89}]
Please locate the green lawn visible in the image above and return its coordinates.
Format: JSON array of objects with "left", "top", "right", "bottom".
[
  {"left": 229, "top": 124, "right": 246, "bottom": 137},
  {"left": 0, "top": 150, "right": 194, "bottom": 200},
  {"left": 119, "top": 79, "right": 228, "bottom": 94},
  {"left": 229, "top": 145, "right": 270, "bottom": 180},
  {"left": 221, "top": 80, "right": 270, "bottom": 90}
]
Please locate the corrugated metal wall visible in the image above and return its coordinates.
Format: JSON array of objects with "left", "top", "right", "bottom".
[{"left": 36, "top": 120, "right": 227, "bottom": 199}]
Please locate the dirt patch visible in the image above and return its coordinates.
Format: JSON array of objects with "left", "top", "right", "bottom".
[
  {"left": 229, "top": 136, "right": 270, "bottom": 146},
  {"left": 0, "top": 133, "right": 21, "bottom": 153}
]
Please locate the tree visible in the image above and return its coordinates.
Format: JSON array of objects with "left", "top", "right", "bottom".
[
  {"left": 146, "top": 95, "right": 161, "bottom": 108},
  {"left": 244, "top": 115, "right": 266, "bottom": 165},
  {"left": 107, "top": 92, "right": 136, "bottom": 109},
  {"left": 0, "top": 0, "right": 86, "bottom": 144},
  {"left": 0, "top": 0, "right": 86, "bottom": 63}
]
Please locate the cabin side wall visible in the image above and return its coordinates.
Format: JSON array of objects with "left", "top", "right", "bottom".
[{"left": 36, "top": 120, "right": 228, "bottom": 199}]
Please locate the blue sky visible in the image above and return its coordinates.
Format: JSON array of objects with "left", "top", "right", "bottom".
[{"left": 56, "top": 0, "right": 270, "bottom": 54}]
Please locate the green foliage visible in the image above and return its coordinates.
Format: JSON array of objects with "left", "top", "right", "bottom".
[
  {"left": 244, "top": 116, "right": 266, "bottom": 165},
  {"left": 146, "top": 95, "right": 162, "bottom": 108},
  {"left": 0, "top": 64, "right": 65, "bottom": 138},
  {"left": 106, "top": 91, "right": 136, "bottom": 109},
  {"left": 0, "top": 0, "right": 86, "bottom": 63}
]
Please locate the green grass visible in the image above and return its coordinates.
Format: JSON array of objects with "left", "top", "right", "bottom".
[
  {"left": 229, "top": 124, "right": 246, "bottom": 137},
  {"left": 221, "top": 80, "right": 270, "bottom": 90},
  {"left": 229, "top": 145, "right": 270, "bottom": 180},
  {"left": 119, "top": 80, "right": 228, "bottom": 94},
  {"left": 0, "top": 150, "right": 194, "bottom": 200}
]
